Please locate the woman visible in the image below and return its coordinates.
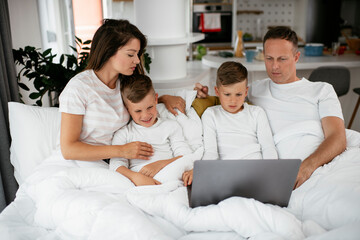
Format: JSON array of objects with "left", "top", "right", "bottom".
[{"left": 59, "top": 19, "right": 185, "bottom": 185}]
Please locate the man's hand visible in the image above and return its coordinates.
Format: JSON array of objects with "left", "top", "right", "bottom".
[
  {"left": 158, "top": 95, "right": 186, "bottom": 116},
  {"left": 194, "top": 83, "right": 209, "bottom": 98},
  {"left": 293, "top": 160, "right": 316, "bottom": 189},
  {"left": 182, "top": 169, "right": 193, "bottom": 187},
  {"left": 294, "top": 116, "right": 346, "bottom": 189}
]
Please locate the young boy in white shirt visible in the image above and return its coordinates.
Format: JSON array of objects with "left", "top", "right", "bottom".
[
  {"left": 110, "top": 74, "right": 194, "bottom": 186},
  {"left": 183, "top": 61, "right": 278, "bottom": 186}
]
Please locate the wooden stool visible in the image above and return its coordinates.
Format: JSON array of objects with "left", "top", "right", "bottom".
[{"left": 348, "top": 88, "right": 360, "bottom": 129}]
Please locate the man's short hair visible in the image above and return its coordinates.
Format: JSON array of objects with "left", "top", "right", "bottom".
[
  {"left": 120, "top": 74, "right": 154, "bottom": 103},
  {"left": 263, "top": 26, "right": 298, "bottom": 52},
  {"left": 216, "top": 61, "right": 248, "bottom": 87}
]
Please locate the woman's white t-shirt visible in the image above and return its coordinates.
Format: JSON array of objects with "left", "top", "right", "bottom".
[{"left": 59, "top": 70, "right": 130, "bottom": 147}]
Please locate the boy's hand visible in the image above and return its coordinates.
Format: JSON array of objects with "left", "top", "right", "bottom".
[
  {"left": 159, "top": 95, "right": 186, "bottom": 116},
  {"left": 194, "top": 83, "right": 209, "bottom": 98},
  {"left": 139, "top": 156, "right": 182, "bottom": 177},
  {"left": 120, "top": 141, "right": 153, "bottom": 160},
  {"left": 131, "top": 172, "right": 161, "bottom": 186},
  {"left": 182, "top": 169, "right": 193, "bottom": 187}
]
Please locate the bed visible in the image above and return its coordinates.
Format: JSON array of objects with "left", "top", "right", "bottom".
[{"left": 1, "top": 91, "right": 360, "bottom": 240}]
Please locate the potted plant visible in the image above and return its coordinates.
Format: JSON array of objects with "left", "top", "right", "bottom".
[{"left": 13, "top": 37, "right": 91, "bottom": 106}]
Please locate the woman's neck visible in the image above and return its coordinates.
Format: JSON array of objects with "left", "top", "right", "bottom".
[{"left": 94, "top": 68, "right": 118, "bottom": 89}]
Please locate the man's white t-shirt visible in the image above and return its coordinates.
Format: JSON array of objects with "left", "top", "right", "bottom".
[
  {"left": 59, "top": 70, "right": 130, "bottom": 147},
  {"left": 201, "top": 103, "right": 278, "bottom": 160},
  {"left": 110, "top": 117, "right": 192, "bottom": 172},
  {"left": 248, "top": 77, "right": 344, "bottom": 159},
  {"left": 248, "top": 78, "right": 343, "bottom": 135}
]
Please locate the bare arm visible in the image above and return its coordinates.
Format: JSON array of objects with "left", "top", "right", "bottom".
[
  {"left": 116, "top": 166, "right": 161, "bottom": 186},
  {"left": 139, "top": 156, "right": 182, "bottom": 177},
  {"left": 158, "top": 95, "right": 186, "bottom": 115},
  {"left": 294, "top": 116, "right": 346, "bottom": 189},
  {"left": 60, "top": 113, "right": 153, "bottom": 161}
]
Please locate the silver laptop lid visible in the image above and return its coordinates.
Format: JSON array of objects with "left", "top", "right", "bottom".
[{"left": 189, "top": 159, "right": 301, "bottom": 208}]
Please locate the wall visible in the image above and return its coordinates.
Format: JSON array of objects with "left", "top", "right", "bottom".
[
  {"left": 8, "top": 0, "right": 44, "bottom": 106},
  {"left": 235, "top": 0, "right": 308, "bottom": 42}
]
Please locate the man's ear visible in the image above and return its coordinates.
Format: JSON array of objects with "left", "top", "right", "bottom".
[
  {"left": 294, "top": 50, "right": 300, "bottom": 63},
  {"left": 155, "top": 93, "right": 158, "bottom": 104},
  {"left": 215, "top": 86, "right": 219, "bottom": 97}
]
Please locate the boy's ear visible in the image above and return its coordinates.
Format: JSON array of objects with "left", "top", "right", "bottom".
[
  {"left": 214, "top": 86, "right": 219, "bottom": 97},
  {"left": 245, "top": 86, "right": 249, "bottom": 96},
  {"left": 155, "top": 93, "right": 158, "bottom": 104}
]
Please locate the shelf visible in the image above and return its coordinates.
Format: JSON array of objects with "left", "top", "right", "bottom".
[
  {"left": 147, "top": 33, "right": 205, "bottom": 46},
  {"left": 237, "top": 10, "right": 264, "bottom": 15}
]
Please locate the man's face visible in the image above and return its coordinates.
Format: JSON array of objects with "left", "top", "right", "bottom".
[
  {"left": 215, "top": 81, "right": 248, "bottom": 114},
  {"left": 264, "top": 38, "right": 300, "bottom": 84},
  {"left": 125, "top": 91, "right": 158, "bottom": 128}
]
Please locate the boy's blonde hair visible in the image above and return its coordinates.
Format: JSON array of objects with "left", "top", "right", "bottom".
[
  {"left": 120, "top": 74, "right": 154, "bottom": 103},
  {"left": 216, "top": 61, "right": 248, "bottom": 87}
]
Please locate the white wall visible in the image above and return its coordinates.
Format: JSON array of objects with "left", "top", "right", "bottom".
[{"left": 8, "top": 0, "right": 46, "bottom": 106}]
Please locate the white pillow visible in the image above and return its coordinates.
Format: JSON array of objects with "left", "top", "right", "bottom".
[{"left": 8, "top": 102, "right": 61, "bottom": 184}]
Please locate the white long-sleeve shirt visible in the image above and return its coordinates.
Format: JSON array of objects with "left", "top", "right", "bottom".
[
  {"left": 110, "top": 117, "right": 192, "bottom": 172},
  {"left": 202, "top": 103, "right": 278, "bottom": 160}
]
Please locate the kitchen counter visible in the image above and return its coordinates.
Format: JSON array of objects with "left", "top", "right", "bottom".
[{"left": 202, "top": 50, "right": 360, "bottom": 71}]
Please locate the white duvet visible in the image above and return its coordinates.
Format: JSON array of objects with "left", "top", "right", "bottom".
[
  {"left": 2, "top": 107, "right": 360, "bottom": 239},
  {"left": 9, "top": 143, "right": 360, "bottom": 240}
]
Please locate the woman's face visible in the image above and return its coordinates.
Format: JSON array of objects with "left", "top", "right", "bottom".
[{"left": 109, "top": 38, "right": 141, "bottom": 76}]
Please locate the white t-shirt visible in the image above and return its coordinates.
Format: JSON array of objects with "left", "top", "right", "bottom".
[
  {"left": 248, "top": 78, "right": 344, "bottom": 135},
  {"left": 110, "top": 117, "right": 192, "bottom": 172},
  {"left": 59, "top": 70, "right": 130, "bottom": 146},
  {"left": 248, "top": 78, "right": 344, "bottom": 160},
  {"left": 201, "top": 103, "right": 278, "bottom": 160}
]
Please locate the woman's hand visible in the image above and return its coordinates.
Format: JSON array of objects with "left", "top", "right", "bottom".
[
  {"left": 119, "top": 141, "right": 153, "bottom": 160},
  {"left": 158, "top": 95, "right": 186, "bottom": 116},
  {"left": 131, "top": 172, "right": 161, "bottom": 186},
  {"left": 182, "top": 169, "right": 193, "bottom": 186},
  {"left": 194, "top": 83, "right": 209, "bottom": 98},
  {"left": 140, "top": 156, "right": 182, "bottom": 177}
]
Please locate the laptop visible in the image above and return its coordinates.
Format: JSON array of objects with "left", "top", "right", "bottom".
[{"left": 188, "top": 159, "right": 301, "bottom": 208}]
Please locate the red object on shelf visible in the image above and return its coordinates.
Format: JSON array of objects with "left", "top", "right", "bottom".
[{"left": 338, "top": 46, "right": 346, "bottom": 55}]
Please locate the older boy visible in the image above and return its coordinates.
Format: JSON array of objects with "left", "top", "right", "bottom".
[
  {"left": 202, "top": 61, "right": 278, "bottom": 160},
  {"left": 183, "top": 62, "right": 278, "bottom": 186},
  {"left": 110, "top": 75, "right": 193, "bottom": 186}
]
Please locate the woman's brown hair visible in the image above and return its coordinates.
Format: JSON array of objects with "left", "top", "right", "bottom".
[{"left": 86, "top": 19, "right": 147, "bottom": 76}]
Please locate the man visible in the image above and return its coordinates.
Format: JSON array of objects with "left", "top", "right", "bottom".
[{"left": 195, "top": 26, "right": 346, "bottom": 189}]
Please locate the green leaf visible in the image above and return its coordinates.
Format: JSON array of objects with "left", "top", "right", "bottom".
[
  {"left": 43, "top": 48, "right": 52, "bottom": 56},
  {"left": 29, "top": 92, "right": 41, "bottom": 99},
  {"left": 18, "top": 82, "right": 30, "bottom": 91},
  {"left": 70, "top": 46, "right": 77, "bottom": 52},
  {"left": 75, "top": 36, "right": 82, "bottom": 44},
  {"left": 36, "top": 100, "right": 42, "bottom": 106},
  {"left": 60, "top": 54, "right": 65, "bottom": 64}
]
